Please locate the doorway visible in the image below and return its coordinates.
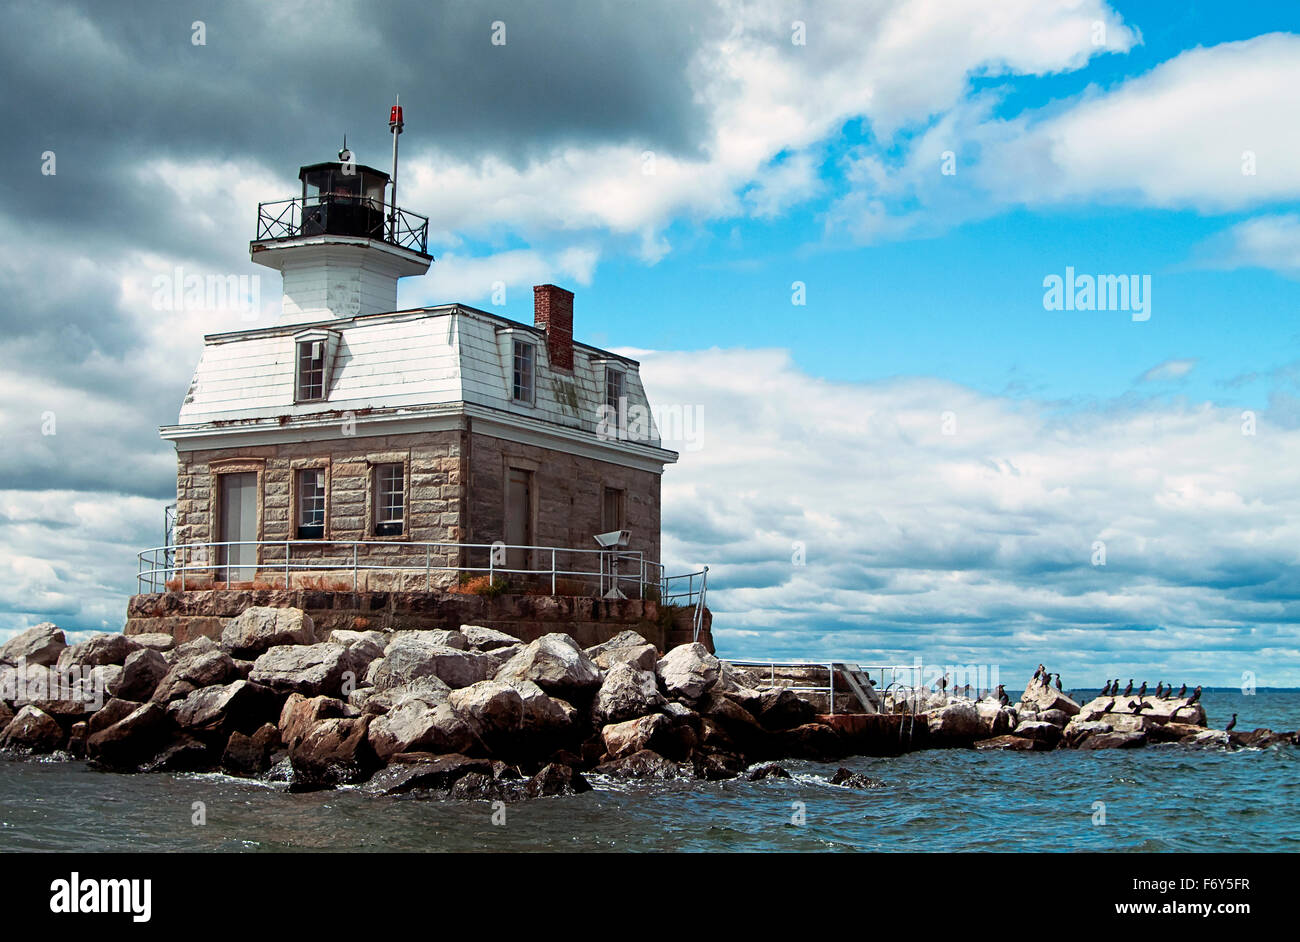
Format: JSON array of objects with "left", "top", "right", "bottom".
[
  {"left": 217, "top": 472, "right": 258, "bottom": 583},
  {"left": 504, "top": 467, "right": 533, "bottom": 573}
]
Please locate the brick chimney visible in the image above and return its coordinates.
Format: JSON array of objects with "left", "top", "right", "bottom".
[{"left": 533, "top": 284, "right": 574, "bottom": 371}]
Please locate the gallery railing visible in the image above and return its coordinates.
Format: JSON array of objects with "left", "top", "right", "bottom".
[
  {"left": 136, "top": 540, "right": 707, "bottom": 619},
  {"left": 254, "top": 195, "right": 429, "bottom": 254}
]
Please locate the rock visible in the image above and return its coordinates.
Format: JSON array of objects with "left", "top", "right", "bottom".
[
  {"left": 592, "top": 662, "right": 665, "bottom": 724},
  {"left": 975, "top": 700, "right": 1016, "bottom": 737},
  {"left": 371, "top": 638, "right": 494, "bottom": 690},
  {"left": 364, "top": 754, "right": 495, "bottom": 796},
  {"left": 602, "top": 713, "right": 672, "bottom": 760},
  {"left": 448, "top": 680, "right": 525, "bottom": 740},
  {"left": 1147, "top": 722, "right": 1212, "bottom": 743},
  {"left": 289, "top": 716, "right": 378, "bottom": 788},
  {"left": 692, "top": 751, "right": 743, "bottom": 780},
  {"left": 0, "top": 705, "right": 65, "bottom": 753},
  {"left": 351, "top": 676, "right": 451, "bottom": 715},
  {"left": 326, "top": 629, "right": 387, "bottom": 664},
  {"left": 503, "top": 679, "right": 577, "bottom": 734},
  {"left": 926, "top": 700, "right": 985, "bottom": 743},
  {"left": 584, "top": 630, "right": 658, "bottom": 672},
  {"left": 165, "top": 636, "right": 220, "bottom": 664},
  {"left": 0, "top": 623, "right": 66, "bottom": 667},
  {"left": 167, "top": 680, "right": 280, "bottom": 735},
  {"left": 278, "top": 693, "right": 357, "bottom": 750},
  {"left": 1077, "top": 730, "right": 1148, "bottom": 750},
  {"left": 776, "top": 723, "right": 844, "bottom": 761},
  {"left": 1062, "top": 719, "right": 1114, "bottom": 747},
  {"left": 151, "top": 648, "right": 239, "bottom": 703},
  {"left": 829, "top": 767, "right": 883, "bottom": 788},
  {"left": 367, "top": 698, "right": 475, "bottom": 760},
  {"left": 222, "top": 607, "right": 316, "bottom": 658},
  {"left": 1019, "top": 674, "right": 1081, "bottom": 716},
  {"left": 715, "top": 662, "right": 761, "bottom": 695},
  {"left": 142, "top": 736, "right": 215, "bottom": 773},
  {"left": 460, "top": 625, "right": 520, "bottom": 651},
  {"left": 128, "top": 633, "right": 175, "bottom": 653},
  {"left": 1231, "top": 728, "right": 1299, "bottom": 748},
  {"left": 524, "top": 763, "right": 592, "bottom": 797},
  {"left": 249, "top": 643, "right": 363, "bottom": 697},
  {"left": 67, "top": 721, "right": 87, "bottom": 757},
  {"left": 109, "top": 648, "right": 170, "bottom": 702},
  {"left": 222, "top": 723, "right": 279, "bottom": 775},
  {"left": 1077, "top": 695, "right": 1204, "bottom": 726},
  {"left": 655, "top": 642, "right": 720, "bottom": 701},
  {"left": 746, "top": 762, "right": 791, "bottom": 781},
  {"left": 1012, "top": 720, "right": 1063, "bottom": 746},
  {"left": 494, "top": 633, "right": 602, "bottom": 697},
  {"left": 592, "top": 749, "right": 684, "bottom": 780},
  {"left": 391, "top": 629, "right": 467, "bottom": 650},
  {"left": 88, "top": 698, "right": 142, "bottom": 735},
  {"left": 1040, "top": 708, "right": 1072, "bottom": 727},
  {"left": 975, "top": 734, "right": 1052, "bottom": 751},
  {"left": 755, "top": 687, "right": 818, "bottom": 732},
  {"left": 56, "top": 633, "right": 140, "bottom": 672},
  {"left": 86, "top": 702, "right": 172, "bottom": 770}
]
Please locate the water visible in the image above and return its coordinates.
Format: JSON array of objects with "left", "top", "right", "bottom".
[{"left": 2, "top": 690, "right": 1297, "bottom": 853}]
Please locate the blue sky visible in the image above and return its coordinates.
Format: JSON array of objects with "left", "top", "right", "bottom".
[{"left": 2, "top": 0, "right": 1300, "bottom": 688}]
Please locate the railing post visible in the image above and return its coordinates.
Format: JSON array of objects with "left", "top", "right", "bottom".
[
  {"left": 352, "top": 543, "right": 358, "bottom": 592},
  {"left": 285, "top": 541, "right": 290, "bottom": 590},
  {"left": 426, "top": 545, "right": 431, "bottom": 592},
  {"left": 180, "top": 546, "right": 185, "bottom": 592},
  {"left": 551, "top": 549, "right": 556, "bottom": 596}
]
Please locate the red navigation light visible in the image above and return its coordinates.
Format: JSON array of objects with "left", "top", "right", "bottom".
[{"left": 389, "top": 105, "right": 404, "bottom": 131}]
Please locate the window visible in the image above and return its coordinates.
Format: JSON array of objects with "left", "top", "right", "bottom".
[
  {"left": 602, "top": 487, "right": 626, "bottom": 533},
  {"left": 512, "top": 340, "right": 535, "bottom": 402},
  {"left": 296, "top": 468, "right": 326, "bottom": 538},
  {"left": 296, "top": 340, "right": 325, "bottom": 401},
  {"left": 374, "top": 463, "right": 404, "bottom": 537},
  {"left": 605, "top": 367, "right": 626, "bottom": 439}
]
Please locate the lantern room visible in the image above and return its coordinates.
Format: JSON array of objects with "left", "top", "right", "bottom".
[{"left": 298, "top": 161, "right": 390, "bottom": 241}]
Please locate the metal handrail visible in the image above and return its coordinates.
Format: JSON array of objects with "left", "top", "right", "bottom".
[
  {"left": 136, "top": 539, "right": 707, "bottom": 610},
  {"left": 254, "top": 195, "right": 429, "bottom": 254},
  {"left": 724, "top": 661, "right": 920, "bottom": 715}
]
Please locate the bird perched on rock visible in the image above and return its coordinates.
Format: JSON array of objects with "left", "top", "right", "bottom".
[
  {"left": 1188, "top": 685, "right": 1202, "bottom": 705},
  {"left": 1225, "top": 713, "right": 1237, "bottom": 732},
  {"left": 1130, "top": 700, "right": 1151, "bottom": 714},
  {"left": 1177, "top": 683, "right": 1187, "bottom": 699},
  {"left": 1154, "top": 681, "right": 1164, "bottom": 698},
  {"left": 1101, "top": 680, "right": 1113, "bottom": 696},
  {"left": 1123, "top": 679, "right": 1134, "bottom": 696},
  {"left": 939, "top": 673, "right": 948, "bottom": 693},
  {"left": 997, "top": 684, "right": 1009, "bottom": 706},
  {"left": 1103, "top": 699, "right": 1116, "bottom": 713},
  {"left": 1138, "top": 681, "right": 1147, "bottom": 699}
]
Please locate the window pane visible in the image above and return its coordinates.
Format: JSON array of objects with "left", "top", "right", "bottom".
[
  {"left": 606, "top": 369, "right": 625, "bottom": 411},
  {"left": 297, "top": 469, "right": 326, "bottom": 537},
  {"left": 375, "top": 463, "right": 404, "bottom": 535},
  {"left": 297, "top": 340, "right": 325, "bottom": 400},
  {"left": 512, "top": 341, "right": 534, "bottom": 401},
  {"left": 602, "top": 487, "right": 625, "bottom": 532}
]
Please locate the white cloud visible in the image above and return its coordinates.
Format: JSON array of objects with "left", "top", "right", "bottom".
[
  {"left": 639, "top": 348, "right": 1300, "bottom": 683},
  {"left": 1196, "top": 214, "right": 1300, "bottom": 278},
  {"left": 1138, "top": 358, "right": 1197, "bottom": 383}
]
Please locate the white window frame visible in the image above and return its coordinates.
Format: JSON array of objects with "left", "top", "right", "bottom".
[
  {"left": 296, "top": 339, "right": 325, "bottom": 401},
  {"left": 512, "top": 340, "right": 536, "bottom": 403}
]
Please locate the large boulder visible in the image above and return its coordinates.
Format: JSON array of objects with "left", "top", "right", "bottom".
[
  {"left": 448, "top": 680, "right": 526, "bottom": 740},
  {"left": 524, "top": 763, "right": 592, "bottom": 797},
  {"left": 1019, "top": 675, "right": 1081, "bottom": 716},
  {"left": 56, "top": 633, "right": 140, "bottom": 671},
  {"left": 592, "top": 662, "right": 665, "bottom": 724},
  {"left": 390, "top": 629, "right": 467, "bottom": 650},
  {"left": 167, "top": 680, "right": 281, "bottom": 735},
  {"left": 151, "top": 648, "right": 239, "bottom": 703},
  {"left": 86, "top": 702, "right": 172, "bottom": 770},
  {"left": 129, "top": 633, "right": 175, "bottom": 653},
  {"left": 593, "top": 749, "right": 684, "bottom": 780},
  {"left": 756, "top": 687, "right": 818, "bottom": 732},
  {"left": 926, "top": 700, "right": 984, "bottom": 743},
  {"left": 367, "top": 698, "right": 476, "bottom": 760},
  {"left": 1012, "top": 720, "right": 1062, "bottom": 746},
  {"left": 655, "top": 642, "right": 720, "bottom": 702},
  {"left": 289, "top": 716, "right": 378, "bottom": 788},
  {"left": 1077, "top": 730, "right": 1148, "bottom": 750},
  {"left": 222, "top": 607, "right": 316, "bottom": 658},
  {"left": 584, "top": 631, "right": 658, "bottom": 672},
  {"left": 975, "top": 700, "right": 1016, "bottom": 737},
  {"left": 249, "top": 643, "right": 364, "bottom": 697},
  {"left": 327, "top": 630, "right": 388, "bottom": 663},
  {"left": 601, "top": 713, "right": 673, "bottom": 760},
  {"left": 502, "top": 679, "right": 577, "bottom": 735},
  {"left": 278, "top": 693, "right": 357, "bottom": 750},
  {"left": 975, "top": 734, "right": 1052, "bottom": 751},
  {"left": 0, "top": 705, "right": 65, "bottom": 753},
  {"left": 775, "top": 723, "right": 844, "bottom": 761},
  {"left": 364, "top": 754, "right": 496, "bottom": 796},
  {"left": 494, "top": 634, "right": 602, "bottom": 697},
  {"left": 109, "top": 648, "right": 170, "bottom": 702},
  {"left": 221, "top": 723, "right": 279, "bottom": 776},
  {"left": 460, "top": 625, "right": 520, "bottom": 651},
  {"left": 370, "top": 638, "right": 494, "bottom": 690},
  {"left": 0, "top": 623, "right": 66, "bottom": 667},
  {"left": 1062, "top": 719, "right": 1114, "bottom": 747}
]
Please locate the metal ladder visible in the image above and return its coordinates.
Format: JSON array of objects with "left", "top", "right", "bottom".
[{"left": 832, "top": 662, "right": 882, "bottom": 714}]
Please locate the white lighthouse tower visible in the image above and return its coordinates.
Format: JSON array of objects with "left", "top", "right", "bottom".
[{"left": 250, "top": 104, "right": 431, "bottom": 324}]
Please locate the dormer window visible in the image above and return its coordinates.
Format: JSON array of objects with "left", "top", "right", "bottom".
[
  {"left": 512, "top": 340, "right": 535, "bottom": 403},
  {"left": 605, "top": 367, "right": 625, "bottom": 413},
  {"left": 296, "top": 339, "right": 325, "bottom": 401}
]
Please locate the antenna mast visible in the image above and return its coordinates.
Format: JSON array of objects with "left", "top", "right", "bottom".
[{"left": 388, "top": 95, "right": 403, "bottom": 242}]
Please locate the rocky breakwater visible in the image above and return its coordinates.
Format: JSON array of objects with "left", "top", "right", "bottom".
[{"left": 1, "top": 612, "right": 857, "bottom": 801}]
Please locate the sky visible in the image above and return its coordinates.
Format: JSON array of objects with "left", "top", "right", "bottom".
[{"left": 1, "top": 0, "right": 1299, "bottom": 687}]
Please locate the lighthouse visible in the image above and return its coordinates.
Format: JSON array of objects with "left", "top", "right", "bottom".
[{"left": 250, "top": 109, "right": 431, "bottom": 324}]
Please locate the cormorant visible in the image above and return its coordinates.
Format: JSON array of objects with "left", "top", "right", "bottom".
[
  {"left": 997, "top": 684, "right": 1009, "bottom": 706},
  {"left": 1154, "top": 681, "right": 1163, "bottom": 698},
  {"left": 939, "top": 674, "right": 948, "bottom": 693},
  {"left": 1123, "top": 679, "right": 1134, "bottom": 696},
  {"left": 1130, "top": 700, "right": 1151, "bottom": 714},
  {"left": 1225, "top": 713, "right": 1237, "bottom": 732},
  {"left": 1053, "top": 673, "right": 1062, "bottom": 689},
  {"left": 1138, "top": 681, "right": 1147, "bottom": 698},
  {"left": 1101, "top": 680, "right": 1112, "bottom": 696},
  {"left": 1188, "top": 685, "right": 1202, "bottom": 705},
  {"left": 1103, "top": 699, "right": 1116, "bottom": 713},
  {"left": 1177, "top": 683, "right": 1187, "bottom": 699}
]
